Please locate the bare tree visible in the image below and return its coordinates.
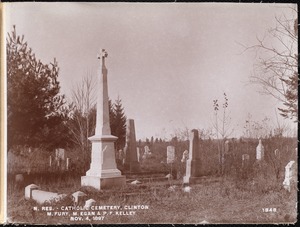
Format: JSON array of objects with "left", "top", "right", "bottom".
[
  {"left": 243, "top": 113, "right": 272, "bottom": 139},
  {"left": 212, "top": 93, "right": 234, "bottom": 175},
  {"left": 241, "top": 7, "right": 298, "bottom": 121},
  {"left": 212, "top": 93, "right": 234, "bottom": 140},
  {"left": 67, "top": 72, "right": 96, "bottom": 167}
]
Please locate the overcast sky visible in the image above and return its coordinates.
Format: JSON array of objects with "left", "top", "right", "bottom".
[{"left": 5, "top": 3, "right": 297, "bottom": 140}]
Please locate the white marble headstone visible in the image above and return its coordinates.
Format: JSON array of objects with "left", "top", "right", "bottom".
[
  {"left": 137, "top": 147, "right": 140, "bottom": 162},
  {"left": 181, "top": 150, "right": 189, "bottom": 162},
  {"left": 25, "top": 184, "right": 40, "bottom": 200},
  {"left": 55, "top": 148, "right": 65, "bottom": 160},
  {"left": 283, "top": 160, "right": 296, "bottom": 192},
  {"left": 256, "top": 139, "right": 264, "bottom": 160},
  {"left": 167, "top": 146, "right": 175, "bottom": 164},
  {"left": 144, "top": 145, "right": 150, "bottom": 154},
  {"left": 84, "top": 198, "right": 96, "bottom": 208}
]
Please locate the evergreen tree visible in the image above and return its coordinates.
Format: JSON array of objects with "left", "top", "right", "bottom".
[
  {"left": 108, "top": 99, "right": 116, "bottom": 129},
  {"left": 7, "top": 26, "right": 67, "bottom": 150},
  {"left": 111, "top": 96, "right": 126, "bottom": 150},
  {"left": 247, "top": 14, "right": 298, "bottom": 122},
  {"left": 278, "top": 72, "right": 298, "bottom": 121}
]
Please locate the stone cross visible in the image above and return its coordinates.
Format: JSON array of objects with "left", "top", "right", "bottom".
[
  {"left": 81, "top": 49, "right": 125, "bottom": 190},
  {"left": 98, "top": 49, "right": 108, "bottom": 67},
  {"left": 25, "top": 184, "right": 66, "bottom": 204}
]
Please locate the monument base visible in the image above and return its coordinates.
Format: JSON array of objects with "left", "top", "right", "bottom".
[
  {"left": 81, "top": 175, "right": 126, "bottom": 190},
  {"left": 183, "top": 176, "right": 203, "bottom": 184}
]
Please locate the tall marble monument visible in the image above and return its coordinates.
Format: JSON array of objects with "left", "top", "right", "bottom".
[{"left": 81, "top": 49, "right": 126, "bottom": 190}]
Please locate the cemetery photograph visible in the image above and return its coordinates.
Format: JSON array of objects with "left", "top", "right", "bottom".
[{"left": 4, "top": 3, "right": 297, "bottom": 224}]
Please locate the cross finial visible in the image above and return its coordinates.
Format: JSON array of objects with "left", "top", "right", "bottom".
[{"left": 97, "top": 49, "right": 108, "bottom": 66}]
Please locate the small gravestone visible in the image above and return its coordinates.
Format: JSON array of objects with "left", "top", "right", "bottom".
[
  {"left": 223, "top": 140, "right": 234, "bottom": 174},
  {"left": 66, "top": 158, "right": 70, "bottom": 170},
  {"left": 181, "top": 150, "right": 189, "bottom": 163},
  {"left": 55, "top": 148, "right": 65, "bottom": 161},
  {"left": 256, "top": 139, "right": 264, "bottom": 161},
  {"left": 32, "top": 190, "right": 65, "bottom": 204},
  {"left": 25, "top": 184, "right": 40, "bottom": 200},
  {"left": 131, "top": 180, "right": 141, "bottom": 185},
  {"left": 183, "top": 129, "right": 202, "bottom": 184},
  {"left": 117, "top": 149, "right": 124, "bottom": 165},
  {"left": 72, "top": 191, "right": 87, "bottom": 206},
  {"left": 144, "top": 146, "right": 150, "bottom": 155},
  {"left": 242, "top": 154, "right": 250, "bottom": 167},
  {"left": 15, "top": 174, "right": 24, "bottom": 184},
  {"left": 168, "top": 185, "right": 177, "bottom": 192},
  {"left": 165, "top": 173, "right": 172, "bottom": 179},
  {"left": 183, "top": 186, "right": 191, "bottom": 193},
  {"left": 224, "top": 140, "right": 231, "bottom": 154},
  {"left": 137, "top": 147, "right": 140, "bottom": 162},
  {"left": 274, "top": 149, "right": 282, "bottom": 161},
  {"left": 167, "top": 146, "right": 175, "bottom": 164},
  {"left": 84, "top": 199, "right": 96, "bottom": 208},
  {"left": 283, "top": 161, "right": 296, "bottom": 192},
  {"left": 142, "top": 145, "right": 151, "bottom": 160},
  {"left": 123, "top": 119, "right": 140, "bottom": 172}
]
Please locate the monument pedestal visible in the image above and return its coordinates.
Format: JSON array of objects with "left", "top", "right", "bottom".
[
  {"left": 81, "top": 175, "right": 126, "bottom": 190},
  {"left": 81, "top": 135, "right": 126, "bottom": 190}
]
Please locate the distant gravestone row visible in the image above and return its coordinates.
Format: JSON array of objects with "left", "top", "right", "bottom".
[{"left": 49, "top": 148, "right": 71, "bottom": 171}]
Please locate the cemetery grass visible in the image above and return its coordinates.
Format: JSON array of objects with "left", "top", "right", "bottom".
[{"left": 7, "top": 173, "right": 297, "bottom": 224}]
